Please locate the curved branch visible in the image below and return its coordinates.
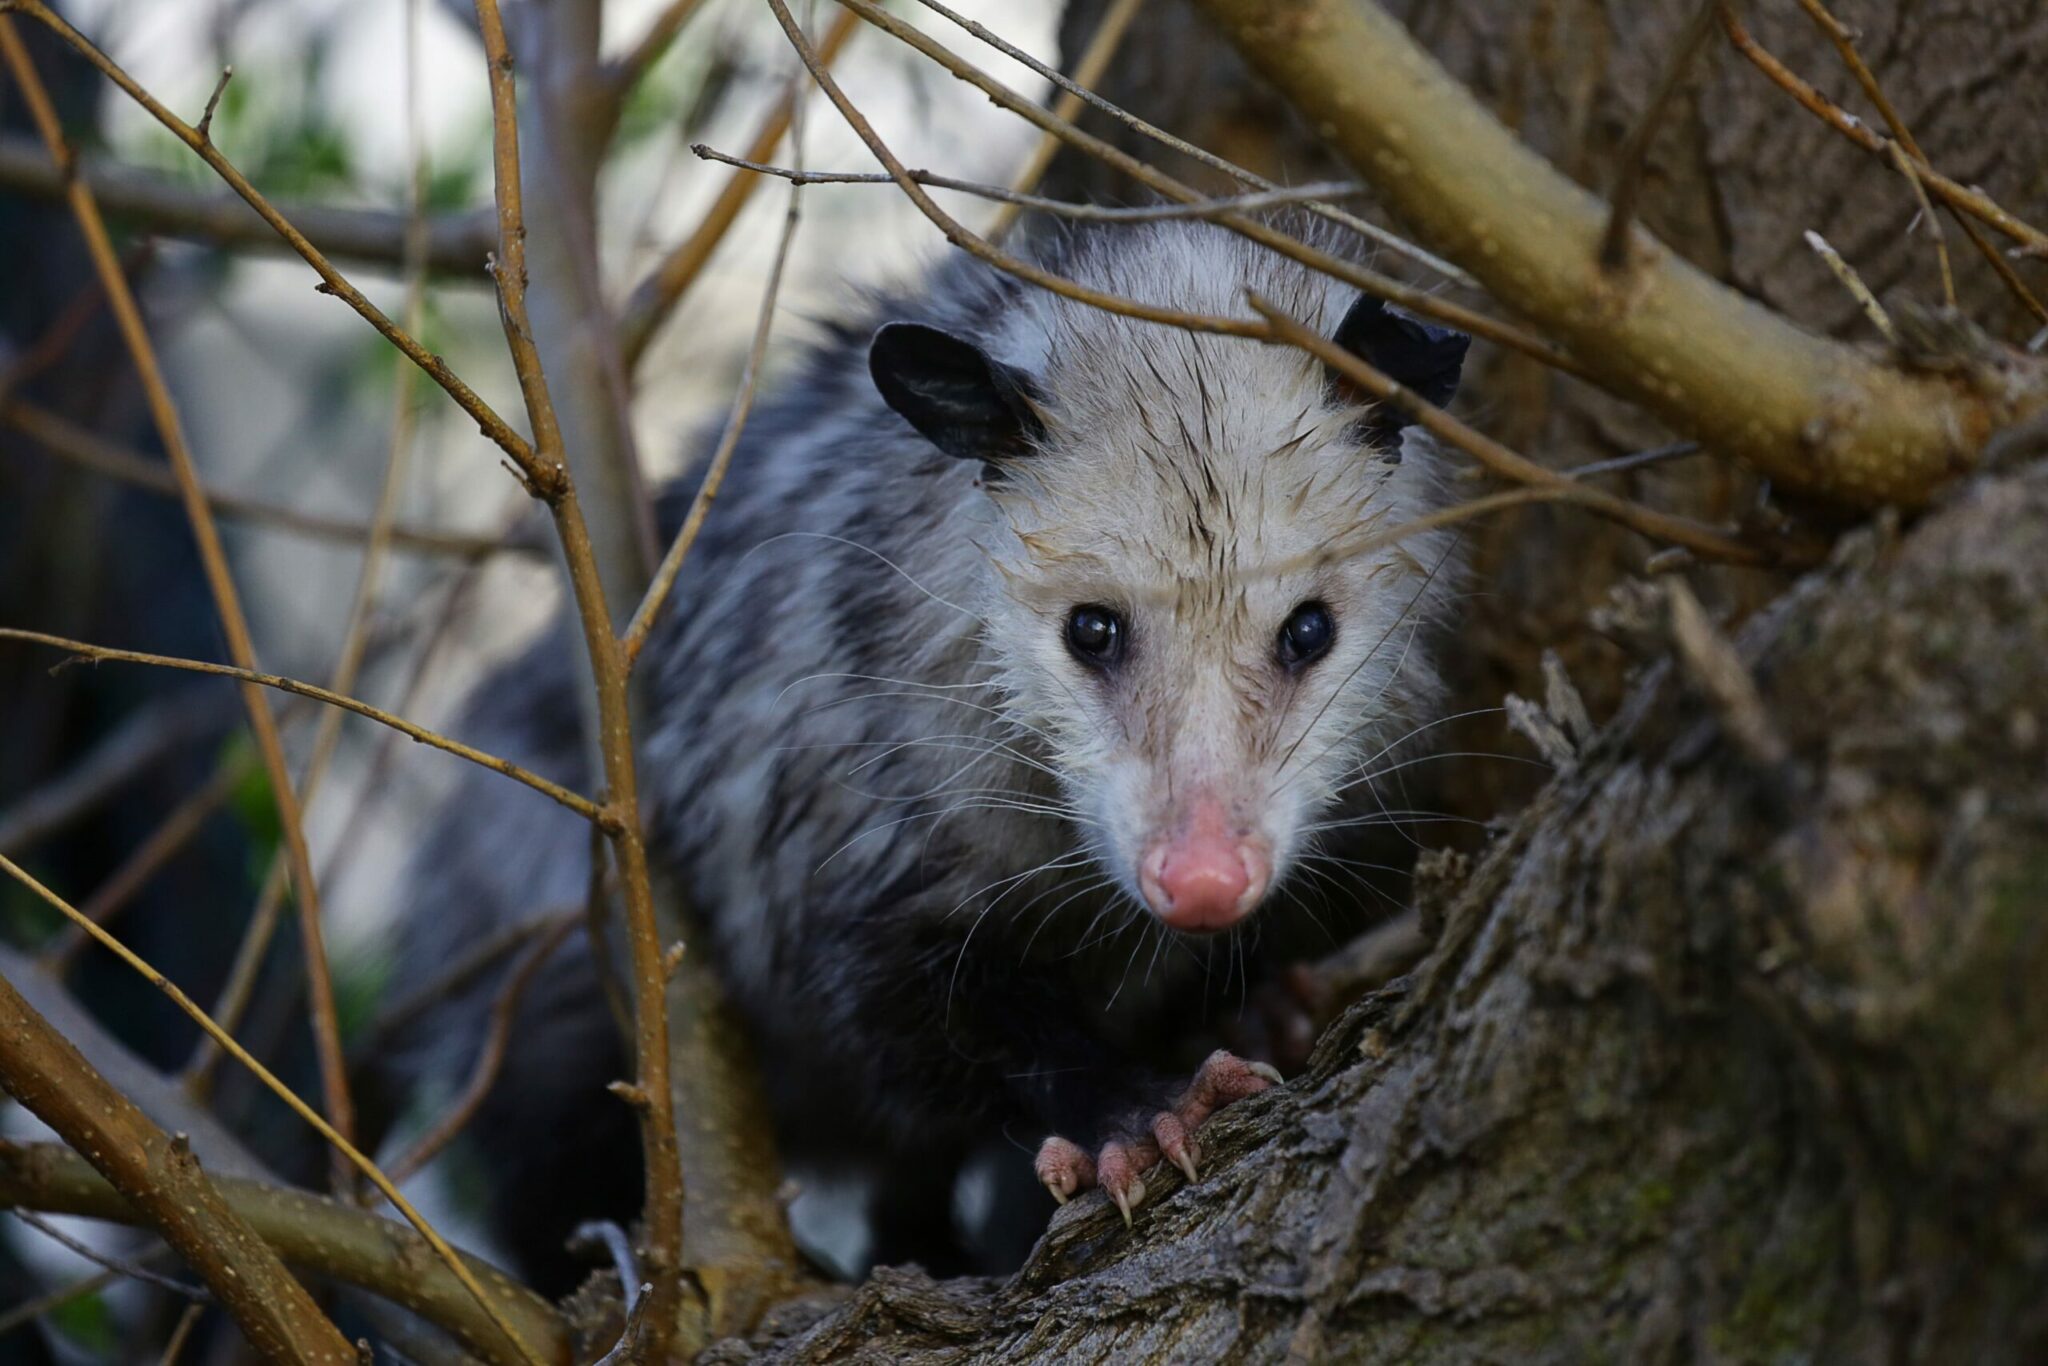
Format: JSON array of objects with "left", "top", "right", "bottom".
[
  {"left": 0, "top": 1142, "right": 571, "bottom": 1366},
  {"left": 1193, "top": 0, "right": 2048, "bottom": 506}
]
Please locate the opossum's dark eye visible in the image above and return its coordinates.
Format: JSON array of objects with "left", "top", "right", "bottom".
[
  {"left": 1065, "top": 605, "right": 1125, "bottom": 668},
  {"left": 1278, "top": 601, "right": 1335, "bottom": 669}
]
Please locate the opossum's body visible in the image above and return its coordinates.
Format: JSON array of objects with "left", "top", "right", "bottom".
[{"left": 390, "top": 222, "right": 1465, "bottom": 1284}]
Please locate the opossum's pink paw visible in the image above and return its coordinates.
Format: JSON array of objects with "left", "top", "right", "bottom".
[
  {"left": 1034, "top": 1135, "right": 1095, "bottom": 1206},
  {"left": 1036, "top": 1051, "right": 1281, "bottom": 1226},
  {"left": 1094, "top": 1134, "right": 1158, "bottom": 1226},
  {"left": 1149, "top": 1048, "right": 1283, "bottom": 1183}
]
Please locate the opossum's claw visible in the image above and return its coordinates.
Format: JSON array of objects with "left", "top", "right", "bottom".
[
  {"left": 1035, "top": 1053, "right": 1280, "bottom": 1226},
  {"left": 1095, "top": 1134, "right": 1158, "bottom": 1227},
  {"left": 1034, "top": 1135, "right": 1095, "bottom": 1206},
  {"left": 1175, "top": 1048, "right": 1282, "bottom": 1132},
  {"left": 1110, "top": 1177, "right": 1145, "bottom": 1228},
  {"left": 1152, "top": 1110, "right": 1200, "bottom": 1183}
]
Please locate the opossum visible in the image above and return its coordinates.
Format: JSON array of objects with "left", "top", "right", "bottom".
[{"left": 386, "top": 219, "right": 1468, "bottom": 1285}]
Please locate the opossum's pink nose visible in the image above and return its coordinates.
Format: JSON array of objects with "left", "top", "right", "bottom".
[{"left": 1139, "top": 801, "right": 1271, "bottom": 932}]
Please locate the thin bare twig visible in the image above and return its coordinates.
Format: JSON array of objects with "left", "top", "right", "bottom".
[
  {"left": 1600, "top": 0, "right": 1719, "bottom": 269},
  {"left": 0, "top": 1264, "right": 125, "bottom": 1338},
  {"left": 1249, "top": 294, "right": 1786, "bottom": 567},
  {"left": 624, "top": 163, "right": 805, "bottom": 665},
  {"left": 692, "top": 146, "right": 1369, "bottom": 222},
  {"left": 906, "top": 0, "right": 1475, "bottom": 286},
  {"left": 0, "top": 12, "right": 356, "bottom": 1178},
  {"left": 769, "top": 0, "right": 1263, "bottom": 338},
  {"left": 983, "top": 0, "right": 1144, "bottom": 242},
  {"left": 617, "top": 9, "right": 857, "bottom": 370},
  {"left": 1804, "top": 229, "right": 1896, "bottom": 343},
  {"left": 46, "top": 750, "right": 251, "bottom": 968},
  {"left": 2, "top": 398, "right": 535, "bottom": 560},
  {"left": 4, "top": 0, "right": 556, "bottom": 494},
  {"left": 0, "top": 857, "right": 549, "bottom": 1366},
  {"left": 832, "top": 0, "right": 1586, "bottom": 377},
  {"left": 386, "top": 914, "right": 578, "bottom": 1182},
  {"left": 0, "top": 630, "right": 612, "bottom": 827},
  {"left": 469, "top": 4, "right": 684, "bottom": 1353},
  {"left": 1792, "top": 0, "right": 2042, "bottom": 324},
  {"left": 1720, "top": 5, "right": 2048, "bottom": 262},
  {"left": 7, "top": 1209, "right": 209, "bottom": 1301},
  {"left": 154, "top": 1304, "right": 206, "bottom": 1366},
  {"left": 0, "top": 690, "right": 229, "bottom": 857},
  {"left": 364, "top": 908, "right": 577, "bottom": 1051},
  {"left": 1197, "top": 0, "right": 2048, "bottom": 507}
]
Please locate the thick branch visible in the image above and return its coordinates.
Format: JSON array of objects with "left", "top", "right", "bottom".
[
  {"left": 0, "top": 1142, "right": 571, "bottom": 1366},
  {"left": 0, "top": 977, "right": 353, "bottom": 1361},
  {"left": 0, "top": 130, "right": 496, "bottom": 274},
  {"left": 1192, "top": 0, "right": 2048, "bottom": 506}
]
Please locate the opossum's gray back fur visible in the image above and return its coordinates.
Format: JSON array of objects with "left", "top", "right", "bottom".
[{"left": 389, "top": 221, "right": 1458, "bottom": 1224}]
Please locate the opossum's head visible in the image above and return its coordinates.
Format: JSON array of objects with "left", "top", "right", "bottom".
[{"left": 869, "top": 257, "right": 1466, "bottom": 935}]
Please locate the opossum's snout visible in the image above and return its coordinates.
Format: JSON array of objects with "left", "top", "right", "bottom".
[{"left": 1137, "top": 795, "right": 1272, "bottom": 933}]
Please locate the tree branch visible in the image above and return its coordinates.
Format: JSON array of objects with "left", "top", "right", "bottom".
[
  {"left": 1194, "top": 0, "right": 2048, "bottom": 506},
  {"left": 469, "top": 3, "right": 685, "bottom": 1356},
  {"left": 833, "top": 0, "right": 1583, "bottom": 378},
  {"left": 0, "top": 1141, "right": 572, "bottom": 1366},
  {"left": 0, "top": 978, "right": 353, "bottom": 1361},
  {"left": 0, "top": 854, "right": 551, "bottom": 1365},
  {"left": 3, "top": 397, "right": 539, "bottom": 560},
  {"left": 0, "top": 130, "right": 497, "bottom": 275},
  {"left": 617, "top": 9, "right": 857, "bottom": 371},
  {"left": 0, "top": 629, "right": 614, "bottom": 827},
  {"left": 3, "top": 0, "right": 554, "bottom": 493}
]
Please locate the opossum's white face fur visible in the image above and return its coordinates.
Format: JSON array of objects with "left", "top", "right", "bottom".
[{"left": 869, "top": 226, "right": 1465, "bottom": 934}]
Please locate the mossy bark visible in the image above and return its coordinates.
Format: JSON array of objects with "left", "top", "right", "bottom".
[{"left": 718, "top": 466, "right": 2048, "bottom": 1362}]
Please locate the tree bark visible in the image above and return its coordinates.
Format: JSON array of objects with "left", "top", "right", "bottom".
[{"left": 716, "top": 456, "right": 2048, "bottom": 1363}]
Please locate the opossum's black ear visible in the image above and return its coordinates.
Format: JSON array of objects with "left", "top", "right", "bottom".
[
  {"left": 869, "top": 322, "right": 1046, "bottom": 465},
  {"left": 1330, "top": 294, "right": 1470, "bottom": 441}
]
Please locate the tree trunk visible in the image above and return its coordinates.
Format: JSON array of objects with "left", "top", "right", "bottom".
[{"left": 720, "top": 455, "right": 2048, "bottom": 1362}]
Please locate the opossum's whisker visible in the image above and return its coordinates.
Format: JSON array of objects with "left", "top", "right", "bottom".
[
  {"left": 1300, "top": 809, "right": 1480, "bottom": 833},
  {"left": 838, "top": 734, "right": 1062, "bottom": 783},
  {"left": 795, "top": 689, "right": 1060, "bottom": 748},
  {"left": 773, "top": 669, "right": 1002, "bottom": 709},
  {"left": 945, "top": 851, "right": 1097, "bottom": 1024},
  {"left": 1273, "top": 538, "right": 1454, "bottom": 780},
  {"left": 1278, "top": 701, "right": 1505, "bottom": 806},
  {"left": 813, "top": 801, "right": 1092, "bottom": 876},
  {"left": 1293, "top": 854, "right": 1405, "bottom": 919},
  {"left": 776, "top": 733, "right": 1060, "bottom": 784},
  {"left": 745, "top": 530, "right": 987, "bottom": 624},
  {"left": 1014, "top": 874, "right": 1116, "bottom": 959},
  {"left": 1332, "top": 748, "right": 1548, "bottom": 798}
]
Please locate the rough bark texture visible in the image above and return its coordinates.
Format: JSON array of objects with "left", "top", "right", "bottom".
[{"left": 710, "top": 457, "right": 2048, "bottom": 1363}]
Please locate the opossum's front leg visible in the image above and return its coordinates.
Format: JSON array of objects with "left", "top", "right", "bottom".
[{"left": 1033, "top": 1049, "right": 1281, "bottom": 1224}]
